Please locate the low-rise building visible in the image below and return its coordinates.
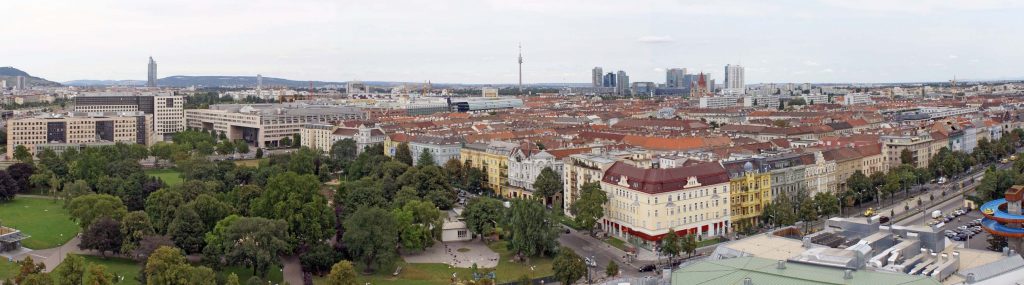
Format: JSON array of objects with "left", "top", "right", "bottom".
[
  {"left": 300, "top": 122, "right": 386, "bottom": 154},
  {"left": 461, "top": 141, "right": 519, "bottom": 197},
  {"left": 384, "top": 134, "right": 463, "bottom": 166},
  {"left": 601, "top": 161, "right": 731, "bottom": 249},
  {"left": 723, "top": 158, "right": 771, "bottom": 233},
  {"left": 882, "top": 131, "right": 934, "bottom": 169},
  {"left": 184, "top": 103, "right": 366, "bottom": 147}
]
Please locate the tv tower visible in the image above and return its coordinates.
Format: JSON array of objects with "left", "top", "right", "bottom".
[{"left": 517, "top": 43, "right": 523, "bottom": 94}]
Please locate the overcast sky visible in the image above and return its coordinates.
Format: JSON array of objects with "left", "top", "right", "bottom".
[{"left": 4, "top": 0, "right": 1023, "bottom": 84}]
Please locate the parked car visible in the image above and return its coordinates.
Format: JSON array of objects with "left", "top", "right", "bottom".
[
  {"left": 879, "top": 216, "right": 891, "bottom": 224},
  {"left": 639, "top": 264, "right": 657, "bottom": 272}
]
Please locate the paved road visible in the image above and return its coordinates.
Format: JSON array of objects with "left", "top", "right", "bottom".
[{"left": 558, "top": 230, "right": 642, "bottom": 281}]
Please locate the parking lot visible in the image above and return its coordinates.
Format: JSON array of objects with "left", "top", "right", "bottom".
[{"left": 927, "top": 207, "right": 994, "bottom": 251}]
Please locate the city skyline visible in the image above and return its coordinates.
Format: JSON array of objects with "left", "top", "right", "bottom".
[{"left": 4, "top": 0, "right": 1024, "bottom": 84}]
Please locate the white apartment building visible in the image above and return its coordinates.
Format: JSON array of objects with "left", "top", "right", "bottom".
[
  {"left": 300, "top": 122, "right": 386, "bottom": 154},
  {"left": 6, "top": 112, "right": 153, "bottom": 158},
  {"left": 842, "top": 93, "right": 873, "bottom": 105},
  {"left": 73, "top": 93, "right": 184, "bottom": 141},
  {"left": 699, "top": 96, "right": 742, "bottom": 109},
  {"left": 508, "top": 149, "right": 562, "bottom": 192},
  {"left": 601, "top": 161, "right": 731, "bottom": 249},
  {"left": 801, "top": 93, "right": 830, "bottom": 105},
  {"left": 742, "top": 95, "right": 780, "bottom": 109}
]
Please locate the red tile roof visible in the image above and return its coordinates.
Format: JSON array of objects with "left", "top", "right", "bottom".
[{"left": 602, "top": 161, "right": 729, "bottom": 194}]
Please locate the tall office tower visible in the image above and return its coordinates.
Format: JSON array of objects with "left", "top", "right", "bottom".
[
  {"left": 592, "top": 67, "right": 604, "bottom": 87},
  {"left": 147, "top": 57, "right": 158, "bottom": 87},
  {"left": 256, "top": 74, "right": 263, "bottom": 91},
  {"left": 666, "top": 68, "right": 687, "bottom": 88},
  {"left": 603, "top": 72, "right": 616, "bottom": 88},
  {"left": 0, "top": 80, "right": 6, "bottom": 89},
  {"left": 615, "top": 71, "right": 629, "bottom": 95},
  {"left": 724, "top": 64, "right": 745, "bottom": 94},
  {"left": 15, "top": 76, "right": 26, "bottom": 90}
]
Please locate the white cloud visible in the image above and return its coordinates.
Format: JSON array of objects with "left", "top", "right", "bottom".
[
  {"left": 822, "top": 68, "right": 835, "bottom": 73},
  {"left": 637, "top": 36, "right": 674, "bottom": 44},
  {"left": 803, "top": 61, "right": 820, "bottom": 66},
  {"left": 949, "top": 54, "right": 959, "bottom": 59}
]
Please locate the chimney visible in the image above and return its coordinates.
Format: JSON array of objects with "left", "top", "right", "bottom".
[
  {"left": 843, "top": 270, "right": 853, "bottom": 280},
  {"left": 743, "top": 277, "right": 752, "bottom": 285},
  {"left": 776, "top": 260, "right": 786, "bottom": 270}
]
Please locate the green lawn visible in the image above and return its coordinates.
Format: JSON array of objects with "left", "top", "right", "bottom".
[
  {"left": 234, "top": 159, "right": 263, "bottom": 168},
  {"left": 697, "top": 237, "right": 726, "bottom": 248},
  {"left": 0, "top": 259, "right": 16, "bottom": 281},
  {"left": 604, "top": 237, "right": 630, "bottom": 252},
  {"left": 45, "top": 255, "right": 282, "bottom": 285},
  {"left": 317, "top": 241, "right": 553, "bottom": 285},
  {"left": 145, "top": 169, "right": 183, "bottom": 187},
  {"left": 0, "top": 196, "right": 79, "bottom": 249}
]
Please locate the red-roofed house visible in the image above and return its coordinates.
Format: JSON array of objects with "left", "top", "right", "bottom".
[{"left": 600, "top": 161, "right": 731, "bottom": 247}]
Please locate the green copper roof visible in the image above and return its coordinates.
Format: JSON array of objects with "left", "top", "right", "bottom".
[{"left": 672, "top": 256, "right": 940, "bottom": 285}]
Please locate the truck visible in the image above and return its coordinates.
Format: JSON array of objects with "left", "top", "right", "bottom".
[{"left": 931, "top": 210, "right": 942, "bottom": 219}]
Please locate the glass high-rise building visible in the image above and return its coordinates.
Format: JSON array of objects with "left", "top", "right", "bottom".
[{"left": 147, "top": 57, "right": 158, "bottom": 87}]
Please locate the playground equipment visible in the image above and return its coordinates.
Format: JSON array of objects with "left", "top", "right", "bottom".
[{"left": 979, "top": 186, "right": 1024, "bottom": 243}]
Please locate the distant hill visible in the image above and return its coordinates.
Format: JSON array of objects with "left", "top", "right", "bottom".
[
  {"left": 0, "top": 67, "right": 62, "bottom": 87},
  {"left": 63, "top": 79, "right": 146, "bottom": 87}
]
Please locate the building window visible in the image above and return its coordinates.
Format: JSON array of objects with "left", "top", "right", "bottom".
[{"left": 458, "top": 230, "right": 467, "bottom": 238}]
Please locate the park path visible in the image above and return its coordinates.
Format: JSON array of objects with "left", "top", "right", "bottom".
[{"left": 281, "top": 255, "right": 303, "bottom": 285}]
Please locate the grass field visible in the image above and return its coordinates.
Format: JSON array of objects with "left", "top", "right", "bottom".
[
  {"left": 0, "top": 260, "right": 16, "bottom": 281},
  {"left": 604, "top": 237, "right": 630, "bottom": 252},
  {"left": 145, "top": 169, "right": 183, "bottom": 187},
  {"left": 0, "top": 197, "right": 79, "bottom": 249},
  {"left": 45, "top": 255, "right": 282, "bottom": 285},
  {"left": 316, "top": 241, "right": 553, "bottom": 285},
  {"left": 234, "top": 159, "right": 263, "bottom": 168}
]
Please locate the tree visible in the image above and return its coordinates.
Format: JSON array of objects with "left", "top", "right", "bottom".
[
  {"left": 659, "top": 229, "right": 682, "bottom": 263},
  {"left": 83, "top": 264, "right": 114, "bottom": 285},
  {"left": 145, "top": 246, "right": 217, "bottom": 285},
  {"left": 292, "top": 133, "right": 301, "bottom": 147},
  {"left": 130, "top": 235, "right": 175, "bottom": 261},
  {"left": 68, "top": 194, "right": 128, "bottom": 229},
  {"left": 217, "top": 140, "right": 235, "bottom": 156},
  {"left": 251, "top": 172, "right": 335, "bottom": 247},
  {"left": 682, "top": 234, "right": 698, "bottom": 257},
  {"left": 255, "top": 148, "right": 264, "bottom": 159},
  {"left": 329, "top": 138, "right": 358, "bottom": 171},
  {"left": 417, "top": 149, "right": 436, "bottom": 167},
  {"left": 15, "top": 256, "right": 45, "bottom": 285},
  {"left": 552, "top": 247, "right": 585, "bottom": 285},
  {"left": 13, "top": 145, "right": 33, "bottom": 163},
  {"left": 279, "top": 136, "right": 292, "bottom": 148},
  {"left": 300, "top": 242, "right": 342, "bottom": 276},
  {"left": 798, "top": 197, "right": 818, "bottom": 232},
  {"left": 443, "top": 158, "right": 465, "bottom": 189},
  {"left": 150, "top": 142, "right": 176, "bottom": 167},
  {"left": 393, "top": 200, "right": 444, "bottom": 252},
  {"left": 80, "top": 217, "right": 124, "bottom": 257},
  {"left": 235, "top": 141, "right": 250, "bottom": 155},
  {"left": 203, "top": 216, "right": 290, "bottom": 277},
  {"left": 532, "top": 167, "right": 562, "bottom": 206},
  {"left": 462, "top": 197, "right": 505, "bottom": 239},
  {"left": 167, "top": 207, "right": 206, "bottom": 254},
  {"left": 323, "top": 260, "right": 358, "bottom": 285},
  {"left": 0, "top": 170, "right": 17, "bottom": 202},
  {"left": 988, "top": 234, "right": 1009, "bottom": 251},
  {"left": 394, "top": 143, "right": 413, "bottom": 166},
  {"left": 53, "top": 255, "right": 87, "bottom": 285},
  {"left": 397, "top": 166, "right": 456, "bottom": 209},
  {"left": 184, "top": 194, "right": 234, "bottom": 234},
  {"left": 343, "top": 207, "right": 399, "bottom": 273},
  {"left": 506, "top": 199, "right": 559, "bottom": 258},
  {"left": 900, "top": 149, "right": 914, "bottom": 165},
  {"left": 570, "top": 182, "right": 608, "bottom": 236},
  {"left": 145, "top": 189, "right": 186, "bottom": 234},
  {"left": 813, "top": 192, "right": 840, "bottom": 218},
  {"left": 226, "top": 273, "right": 240, "bottom": 285},
  {"left": 606, "top": 260, "right": 619, "bottom": 277},
  {"left": 8, "top": 163, "right": 34, "bottom": 193},
  {"left": 121, "top": 211, "right": 155, "bottom": 255}
]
